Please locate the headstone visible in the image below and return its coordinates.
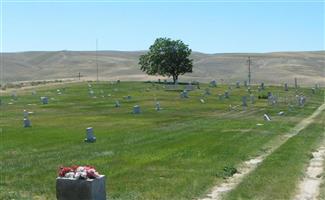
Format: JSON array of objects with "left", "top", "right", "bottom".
[
  {"left": 311, "top": 88, "right": 316, "bottom": 94},
  {"left": 56, "top": 175, "right": 106, "bottom": 200},
  {"left": 294, "top": 77, "right": 298, "bottom": 89},
  {"left": 268, "top": 94, "right": 277, "bottom": 106},
  {"left": 117, "top": 80, "right": 120, "bottom": 84},
  {"left": 204, "top": 88, "right": 211, "bottom": 96},
  {"left": 133, "top": 105, "right": 141, "bottom": 114},
  {"left": 115, "top": 100, "right": 120, "bottom": 108},
  {"left": 89, "top": 90, "right": 94, "bottom": 96},
  {"left": 260, "top": 82, "right": 265, "bottom": 90},
  {"left": 158, "top": 79, "right": 161, "bottom": 83},
  {"left": 200, "top": 99, "right": 205, "bottom": 104},
  {"left": 315, "top": 84, "right": 320, "bottom": 90},
  {"left": 218, "top": 94, "right": 223, "bottom": 101},
  {"left": 180, "top": 90, "right": 189, "bottom": 98},
  {"left": 242, "top": 96, "right": 247, "bottom": 107},
  {"left": 278, "top": 111, "right": 285, "bottom": 116},
  {"left": 155, "top": 101, "right": 161, "bottom": 111},
  {"left": 40, "top": 97, "right": 48, "bottom": 104},
  {"left": 11, "top": 92, "right": 17, "bottom": 100},
  {"left": 124, "top": 95, "right": 131, "bottom": 100},
  {"left": 250, "top": 95, "right": 255, "bottom": 104},
  {"left": 247, "top": 87, "right": 251, "bottom": 94},
  {"left": 236, "top": 81, "right": 240, "bottom": 88},
  {"left": 185, "top": 83, "right": 194, "bottom": 91},
  {"left": 297, "top": 95, "right": 306, "bottom": 107},
  {"left": 84, "top": 127, "right": 96, "bottom": 143},
  {"left": 224, "top": 91, "right": 229, "bottom": 99},
  {"left": 263, "top": 114, "right": 271, "bottom": 121},
  {"left": 210, "top": 80, "right": 217, "bottom": 87},
  {"left": 244, "top": 80, "right": 248, "bottom": 87},
  {"left": 23, "top": 110, "right": 28, "bottom": 118},
  {"left": 284, "top": 83, "right": 288, "bottom": 91},
  {"left": 23, "top": 118, "right": 31, "bottom": 127}
]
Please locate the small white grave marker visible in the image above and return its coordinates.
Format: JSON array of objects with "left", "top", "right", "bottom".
[{"left": 263, "top": 114, "right": 271, "bottom": 121}]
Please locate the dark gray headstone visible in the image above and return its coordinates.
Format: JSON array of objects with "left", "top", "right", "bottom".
[
  {"left": 133, "top": 105, "right": 141, "bottom": 114},
  {"left": 185, "top": 83, "right": 194, "bottom": 91},
  {"left": 236, "top": 81, "right": 240, "bottom": 88},
  {"left": 210, "top": 80, "right": 217, "bottom": 87},
  {"left": 244, "top": 80, "right": 248, "bottom": 87},
  {"left": 23, "top": 110, "right": 28, "bottom": 118},
  {"left": 24, "top": 118, "right": 31, "bottom": 127},
  {"left": 224, "top": 91, "right": 229, "bottom": 99},
  {"left": 250, "top": 95, "right": 255, "bottom": 104},
  {"left": 85, "top": 127, "right": 96, "bottom": 143},
  {"left": 242, "top": 96, "right": 247, "bottom": 107},
  {"left": 180, "top": 90, "right": 189, "bottom": 98},
  {"left": 312, "top": 88, "right": 316, "bottom": 94},
  {"left": 40, "top": 97, "right": 48, "bottom": 104},
  {"left": 260, "top": 82, "right": 265, "bottom": 90},
  {"left": 56, "top": 175, "right": 106, "bottom": 200},
  {"left": 115, "top": 100, "right": 120, "bottom": 108},
  {"left": 204, "top": 88, "right": 211, "bottom": 96},
  {"left": 284, "top": 83, "right": 288, "bottom": 91},
  {"left": 297, "top": 95, "right": 306, "bottom": 107}
]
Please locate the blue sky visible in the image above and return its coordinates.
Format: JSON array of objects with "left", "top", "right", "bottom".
[{"left": 1, "top": 0, "right": 324, "bottom": 53}]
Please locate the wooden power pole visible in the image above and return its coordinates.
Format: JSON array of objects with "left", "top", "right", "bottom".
[{"left": 247, "top": 56, "right": 252, "bottom": 85}]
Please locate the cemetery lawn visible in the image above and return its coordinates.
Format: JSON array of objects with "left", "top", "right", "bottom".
[
  {"left": 224, "top": 111, "right": 325, "bottom": 200},
  {"left": 0, "top": 81, "right": 324, "bottom": 199}
]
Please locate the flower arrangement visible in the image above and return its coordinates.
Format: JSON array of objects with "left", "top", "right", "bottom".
[{"left": 58, "top": 165, "right": 101, "bottom": 179}]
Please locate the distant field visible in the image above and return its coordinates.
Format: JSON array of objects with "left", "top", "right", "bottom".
[
  {"left": 0, "top": 81, "right": 324, "bottom": 199},
  {"left": 2, "top": 50, "right": 324, "bottom": 86}
]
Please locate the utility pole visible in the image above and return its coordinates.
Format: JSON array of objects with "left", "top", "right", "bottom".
[
  {"left": 96, "top": 38, "right": 99, "bottom": 82},
  {"left": 247, "top": 56, "right": 251, "bottom": 85}
]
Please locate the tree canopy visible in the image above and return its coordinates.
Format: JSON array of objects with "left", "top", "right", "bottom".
[{"left": 139, "top": 38, "right": 193, "bottom": 83}]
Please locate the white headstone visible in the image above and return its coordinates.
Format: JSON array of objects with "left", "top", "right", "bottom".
[{"left": 263, "top": 114, "right": 271, "bottom": 121}]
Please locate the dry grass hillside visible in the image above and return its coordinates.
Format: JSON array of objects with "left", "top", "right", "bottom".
[{"left": 1, "top": 50, "right": 324, "bottom": 86}]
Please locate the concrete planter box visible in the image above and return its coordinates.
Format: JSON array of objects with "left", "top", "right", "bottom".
[{"left": 56, "top": 175, "right": 106, "bottom": 200}]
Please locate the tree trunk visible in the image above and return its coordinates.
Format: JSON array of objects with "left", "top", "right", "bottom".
[{"left": 173, "top": 75, "right": 178, "bottom": 84}]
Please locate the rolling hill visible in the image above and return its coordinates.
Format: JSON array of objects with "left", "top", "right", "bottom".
[{"left": 1, "top": 50, "right": 324, "bottom": 86}]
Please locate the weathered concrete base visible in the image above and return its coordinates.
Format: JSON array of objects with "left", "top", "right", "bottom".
[{"left": 56, "top": 175, "right": 106, "bottom": 200}]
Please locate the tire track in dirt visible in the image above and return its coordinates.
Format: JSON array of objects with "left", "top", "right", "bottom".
[{"left": 199, "top": 103, "right": 325, "bottom": 200}]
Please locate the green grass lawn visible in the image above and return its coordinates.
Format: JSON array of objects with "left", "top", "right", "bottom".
[
  {"left": 224, "top": 111, "right": 325, "bottom": 200},
  {"left": 0, "top": 81, "right": 323, "bottom": 199}
]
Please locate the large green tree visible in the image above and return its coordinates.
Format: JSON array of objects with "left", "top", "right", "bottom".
[{"left": 139, "top": 38, "right": 193, "bottom": 83}]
